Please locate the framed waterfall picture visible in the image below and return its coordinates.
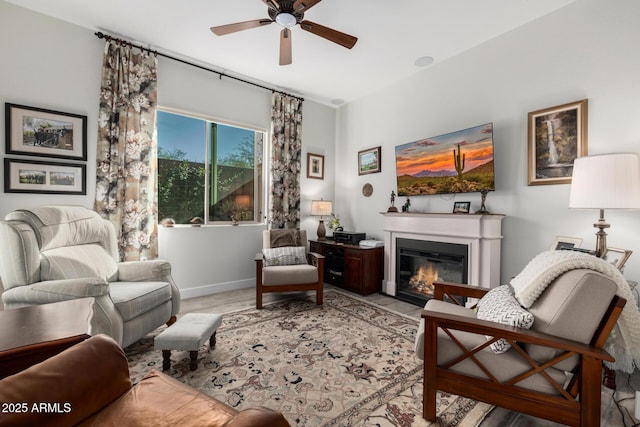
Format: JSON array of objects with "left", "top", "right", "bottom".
[{"left": 527, "top": 99, "right": 588, "bottom": 186}]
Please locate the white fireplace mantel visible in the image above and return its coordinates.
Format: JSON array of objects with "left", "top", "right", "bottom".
[{"left": 381, "top": 212, "right": 504, "bottom": 295}]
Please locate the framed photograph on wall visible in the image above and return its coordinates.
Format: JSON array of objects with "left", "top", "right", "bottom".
[
  {"left": 4, "top": 158, "right": 86, "bottom": 195},
  {"left": 602, "top": 247, "right": 632, "bottom": 270},
  {"left": 358, "top": 146, "right": 381, "bottom": 175},
  {"left": 527, "top": 99, "right": 588, "bottom": 186},
  {"left": 306, "top": 153, "right": 324, "bottom": 180},
  {"left": 5, "top": 103, "right": 88, "bottom": 161},
  {"left": 452, "top": 201, "right": 471, "bottom": 214}
]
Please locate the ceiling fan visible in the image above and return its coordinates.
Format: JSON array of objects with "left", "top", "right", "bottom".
[{"left": 210, "top": 0, "right": 358, "bottom": 66}]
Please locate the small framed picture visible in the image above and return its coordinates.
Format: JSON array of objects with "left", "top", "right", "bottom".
[
  {"left": 4, "top": 157, "right": 86, "bottom": 195},
  {"left": 550, "top": 236, "right": 583, "bottom": 251},
  {"left": 527, "top": 99, "right": 588, "bottom": 186},
  {"left": 453, "top": 201, "right": 471, "bottom": 214},
  {"left": 602, "top": 247, "right": 632, "bottom": 270},
  {"left": 306, "top": 153, "right": 324, "bottom": 180},
  {"left": 358, "top": 146, "right": 381, "bottom": 175},
  {"left": 5, "top": 103, "right": 88, "bottom": 161}
]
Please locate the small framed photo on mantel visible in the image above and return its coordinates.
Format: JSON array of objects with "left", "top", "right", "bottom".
[{"left": 453, "top": 201, "right": 471, "bottom": 214}]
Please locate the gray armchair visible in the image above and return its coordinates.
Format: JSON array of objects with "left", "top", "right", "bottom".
[{"left": 0, "top": 206, "right": 181, "bottom": 348}]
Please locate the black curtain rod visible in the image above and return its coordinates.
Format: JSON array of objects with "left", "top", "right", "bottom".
[{"left": 94, "top": 32, "right": 304, "bottom": 102}]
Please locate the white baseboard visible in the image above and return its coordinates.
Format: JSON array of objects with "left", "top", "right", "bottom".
[{"left": 179, "top": 279, "right": 254, "bottom": 300}]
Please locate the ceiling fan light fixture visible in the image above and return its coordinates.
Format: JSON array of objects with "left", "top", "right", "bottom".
[{"left": 276, "top": 13, "right": 297, "bottom": 28}]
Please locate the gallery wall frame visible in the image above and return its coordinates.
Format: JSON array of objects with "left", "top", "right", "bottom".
[
  {"left": 527, "top": 99, "right": 588, "bottom": 186},
  {"left": 4, "top": 158, "right": 87, "bottom": 195},
  {"left": 358, "top": 146, "right": 381, "bottom": 175},
  {"left": 306, "top": 153, "right": 324, "bottom": 180},
  {"left": 5, "top": 103, "right": 88, "bottom": 161}
]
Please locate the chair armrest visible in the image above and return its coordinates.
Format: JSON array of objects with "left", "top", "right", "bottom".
[
  {"left": 422, "top": 309, "right": 615, "bottom": 362},
  {"left": 117, "top": 260, "right": 171, "bottom": 281},
  {"left": 433, "top": 281, "right": 489, "bottom": 301},
  {"left": 307, "top": 251, "right": 324, "bottom": 269},
  {"left": 255, "top": 253, "right": 263, "bottom": 262},
  {"left": 28, "top": 277, "right": 110, "bottom": 299}
]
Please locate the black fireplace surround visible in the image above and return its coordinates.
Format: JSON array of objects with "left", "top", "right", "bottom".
[{"left": 395, "top": 238, "right": 468, "bottom": 306}]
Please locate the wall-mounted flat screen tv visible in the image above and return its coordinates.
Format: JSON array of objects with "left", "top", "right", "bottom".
[{"left": 395, "top": 122, "right": 495, "bottom": 196}]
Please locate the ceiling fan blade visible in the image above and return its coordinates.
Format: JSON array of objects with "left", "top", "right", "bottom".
[
  {"left": 279, "top": 28, "right": 292, "bottom": 65},
  {"left": 261, "top": 0, "right": 280, "bottom": 12},
  {"left": 300, "top": 20, "right": 357, "bottom": 49},
  {"left": 210, "top": 19, "right": 272, "bottom": 36},
  {"left": 293, "top": 0, "right": 322, "bottom": 13}
]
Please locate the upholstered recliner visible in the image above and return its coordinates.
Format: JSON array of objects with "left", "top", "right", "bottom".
[
  {"left": 0, "top": 206, "right": 181, "bottom": 348},
  {"left": 255, "top": 229, "right": 324, "bottom": 309},
  {"left": 414, "top": 252, "right": 630, "bottom": 427}
]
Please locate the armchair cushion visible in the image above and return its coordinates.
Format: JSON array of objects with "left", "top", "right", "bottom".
[
  {"left": 476, "top": 285, "right": 534, "bottom": 353},
  {"left": 262, "top": 264, "right": 318, "bottom": 286},
  {"left": 109, "top": 281, "right": 172, "bottom": 321},
  {"left": 40, "top": 244, "right": 118, "bottom": 282},
  {"left": 262, "top": 246, "right": 307, "bottom": 266}
]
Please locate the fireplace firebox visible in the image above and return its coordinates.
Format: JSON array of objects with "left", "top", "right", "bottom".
[{"left": 395, "top": 238, "right": 468, "bottom": 306}]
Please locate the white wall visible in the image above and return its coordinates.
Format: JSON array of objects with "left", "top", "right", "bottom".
[
  {"left": 0, "top": 1, "right": 337, "bottom": 297},
  {"left": 335, "top": 0, "right": 640, "bottom": 282}
]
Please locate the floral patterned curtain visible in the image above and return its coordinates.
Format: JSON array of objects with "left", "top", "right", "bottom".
[
  {"left": 94, "top": 40, "right": 158, "bottom": 261},
  {"left": 269, "top": 93, "right": 303, "bottom": 229}
]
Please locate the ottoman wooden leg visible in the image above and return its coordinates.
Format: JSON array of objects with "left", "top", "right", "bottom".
[
  {"left": 209, "top": 332, "right": 217, "bottom": 349},
  {"left": 162, "top": 350, "right": 171, "bottom": 371},
  {"left": 189, "top": 351, "right": 198, "bottom": 371}
]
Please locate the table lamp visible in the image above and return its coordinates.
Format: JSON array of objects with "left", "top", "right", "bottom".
[
  {"left": 310, "top": 199, "right": 332, "bottom": 241},
  {"left": 569, "top": 153, "right": 640, "bottom": 257}
]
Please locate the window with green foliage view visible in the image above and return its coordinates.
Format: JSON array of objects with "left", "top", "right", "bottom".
[{"left": 157, "top": 110, "right": 265, "bottom": 225}]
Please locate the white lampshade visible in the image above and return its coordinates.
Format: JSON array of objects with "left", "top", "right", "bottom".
[
  {"left": 310, "top": 199, "right": 333, "bottom": 216},
  {"left": 569, "top": 153, "right": 640, "bottom": 210}
]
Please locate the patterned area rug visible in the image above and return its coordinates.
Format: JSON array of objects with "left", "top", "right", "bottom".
[{"left": 126, "top": 291, "right": 492, "bottom": 426}]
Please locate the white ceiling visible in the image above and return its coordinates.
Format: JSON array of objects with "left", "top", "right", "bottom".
[{"left": 8, "top": 0, "right": 575, "bottom": 107}]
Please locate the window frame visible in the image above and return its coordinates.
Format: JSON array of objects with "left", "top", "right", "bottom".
[{"left": 157, "top": 106, "right": 268, "bottom": 226}]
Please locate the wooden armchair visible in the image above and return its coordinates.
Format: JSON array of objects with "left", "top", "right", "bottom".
[
  {"left": 255, "top": 229, "right": 324, "bottom": 309},
  {"left": 415, "top": 271, "right": 625, "bottom": 427}
]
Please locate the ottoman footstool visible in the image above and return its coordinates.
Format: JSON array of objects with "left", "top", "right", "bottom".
[{"left": 154, "top": 313, "right": 223, "bottom": 371}]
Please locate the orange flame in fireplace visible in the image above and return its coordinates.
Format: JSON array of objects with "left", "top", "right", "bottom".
[{"left": 409, "top": 264, "right": 438, "bottom": 295}]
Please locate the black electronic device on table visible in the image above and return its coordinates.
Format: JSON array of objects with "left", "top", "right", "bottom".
[{"left": 333, "top": 231, "right": 366, "bottom": 245}]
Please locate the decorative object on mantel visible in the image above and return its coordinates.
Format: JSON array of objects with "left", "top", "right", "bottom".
[
  {"left": 527, "top": 99, "right": 588, "bottom": 186},
  {"left": 361, "top": 183, "right": 373, "bottom": 197},
  {"left": 387, "top": 190, "right": 398, "bottom": 212},
  {"left": 475, "top": 188, "right": 491, "bottom": 214},
  {"left": 310, "top": 198, "right": 332, "bottom": 240},
  {"left": 569, "top": 153, "right": 640, "bottom": 257},
  {"left": 453, "top": 201, "right": 470, "bottom": 214},
  {"left": 401, "top": 198, "right": 411, "bottom": 212}
]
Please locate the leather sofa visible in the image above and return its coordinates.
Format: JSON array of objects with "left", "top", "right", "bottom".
[{"left": 0, "top": 334, "right": 291, "bottom": 427}]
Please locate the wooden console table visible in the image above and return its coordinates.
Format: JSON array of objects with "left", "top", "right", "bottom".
[
  {"left": 0, "top": 298, "right": 94, "bottom": 379},
  {"left": 310, "top": 239, "right": 383, "bottom": 296}
]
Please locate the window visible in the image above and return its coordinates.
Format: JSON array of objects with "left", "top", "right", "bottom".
[{"left": 157, "top": 109, "right": 265, "bottom": 225}]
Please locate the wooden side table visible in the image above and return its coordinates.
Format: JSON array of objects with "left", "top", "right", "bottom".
[{"left": 0, "top": 298, "right": 95, "bottom": 379}]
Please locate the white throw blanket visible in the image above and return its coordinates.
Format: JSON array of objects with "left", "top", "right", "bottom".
[{"left": 510, "top": 250, "right": 640, "bottom": 373}]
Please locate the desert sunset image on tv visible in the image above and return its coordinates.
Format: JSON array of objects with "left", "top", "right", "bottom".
[{"left": 395, "top": 123, "right": 495, "bottom": 196}]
